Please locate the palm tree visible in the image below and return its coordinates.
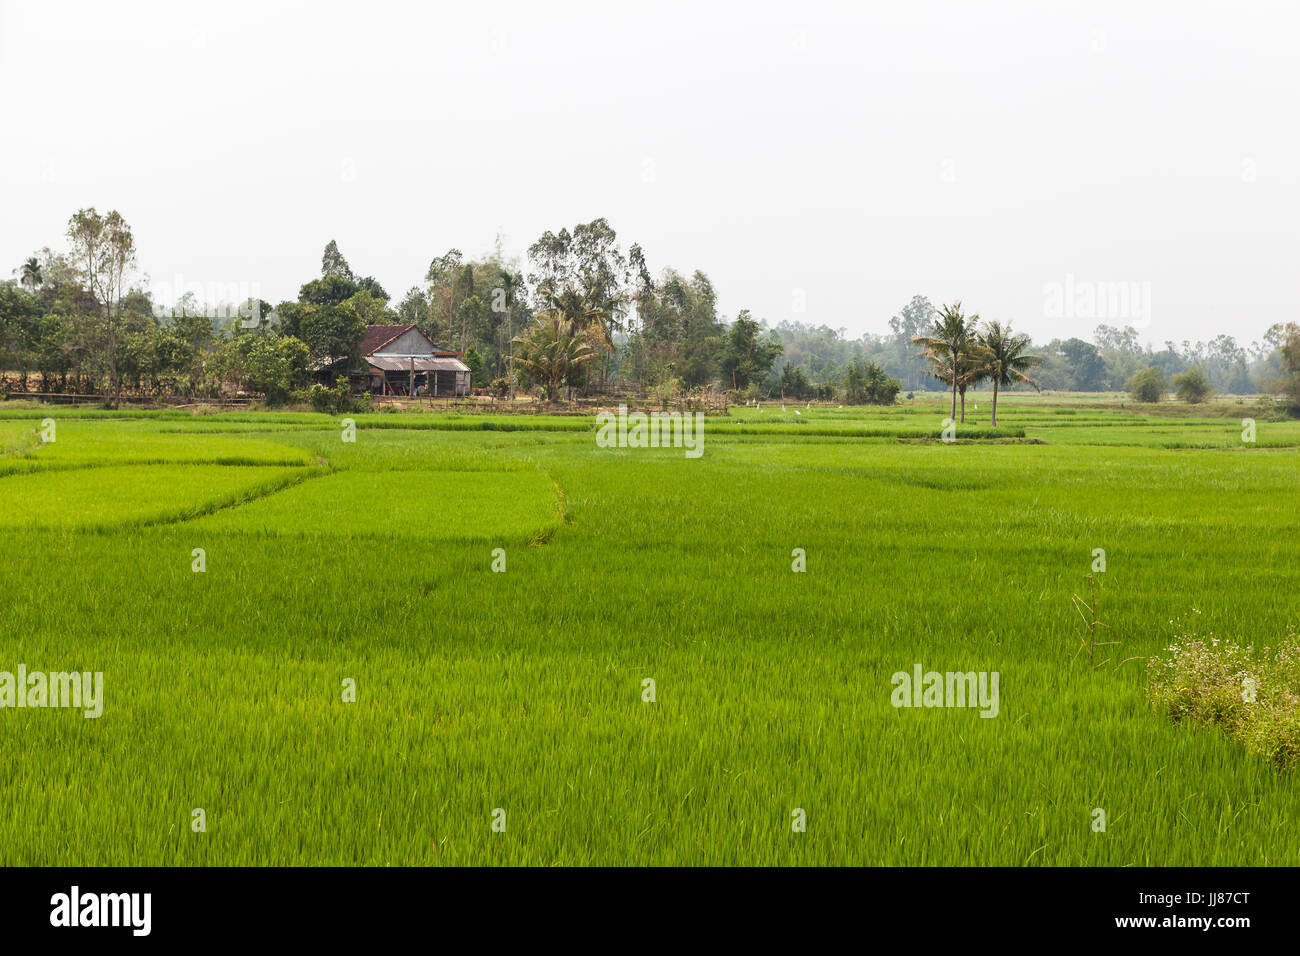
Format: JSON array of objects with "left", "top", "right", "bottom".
[
  {"left": 495, "top": 268, "right": 524, "bottom": 397},
  {"left": 974, "top": 320, "right": 1041, "bottom": 426},
  {"left": 512, "top": 308, "right": 598, "bottom": 403},
  {"left": 20, "top": 257, "right": 42, "bottom": 292},
  {"left": 912, "top": 301, "right": 978, "bottom": 423},
  {"left": 955, "top": 350, "right": 986, "bottom": 424}
]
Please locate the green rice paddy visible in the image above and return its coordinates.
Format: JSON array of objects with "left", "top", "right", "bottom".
[{"left": 0, "top": 394, "right": 1296, "bottom": 865}]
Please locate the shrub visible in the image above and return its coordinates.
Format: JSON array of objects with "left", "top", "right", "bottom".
[
  {"left": 305, "top": 377, "right": 368, "bottom": 414},
  {"left": 1148, "top": 631, "right": 1300, "bottom": 770},
  {"left": 650, "top": 376, "right": 683, "bottom": 409},
  {"left": 1126, "top": 366, "right": 1167, "bottom": 403},
  {"left": 1274, "top": 321, "right": 1300, "bottom": 414},
  {"left": 1171, "top": 366, "right": 1214, "bottom": 404},
  {"left": 865, "top": 364, "right": 901, "bottom": 405},
  {"left": 845, "top": 359, "right": 901, "bottom": 405},
  {"left": 777, "top": 363, "right": 812, "bottom": 400}
]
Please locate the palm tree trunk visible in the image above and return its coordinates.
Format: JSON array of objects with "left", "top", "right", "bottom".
[
  {"left": 991, "top": 379, "right": 999, "bottom": 427},
  {"left": 959, "top": 388, "right": 966, "bottom": 424},
  {"left": 950, "top": 380, "right": 957, "bottom": 422}
]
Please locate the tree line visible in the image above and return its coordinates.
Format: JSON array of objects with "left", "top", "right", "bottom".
[
  {"left": 0, "top": 210, "right": 892, "bottom": 406},
  {"left": 4, "top": 209, "right": 1299, "bottom": 409},
  {"left": 771, "top": 298, "right": 1291, "bottom": 400}
]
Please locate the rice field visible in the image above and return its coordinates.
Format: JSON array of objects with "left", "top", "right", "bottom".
[{"left": 1, "top": 393, "right": 1297, "bottom": 865}]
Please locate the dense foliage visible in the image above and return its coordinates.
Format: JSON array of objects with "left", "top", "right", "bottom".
[{"left": 4, "top": 212, "right": 1298, "bottom": 407}]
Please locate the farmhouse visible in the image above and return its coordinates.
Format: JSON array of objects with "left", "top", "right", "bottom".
[{"left": 326, "top": 324, "right": 471, "bottom": 397}]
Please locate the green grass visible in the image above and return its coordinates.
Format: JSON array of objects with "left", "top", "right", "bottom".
[
  {"left": 0, "top": 464, "right": 315, "bottom": 531},
  {"left": 0, "top": 420, "right": 39, "bottom": 456},
  {"left": 27, "top": 420, "right": 317, "bottom": 466},
  {"left": 1, "top": 394, "right": 1298, "bottom": 865},
  {"left": 186, "top": 469, "right": 563, "bottom": 543}
]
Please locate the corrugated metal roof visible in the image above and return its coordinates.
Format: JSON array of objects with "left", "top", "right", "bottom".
[{"left": 366, "top": 356, "right": 469, "bottom": 372}]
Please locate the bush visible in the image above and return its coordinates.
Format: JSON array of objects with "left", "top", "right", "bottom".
[
  {"left": 845, "top": 359, "right": 902, "bottom": 405},
  {"left": 650, "top": 376, "right": 683, "bottom": 409},
  {"left": 777, "top": 363, "right": 812, "bottom": 400},
  {"left": 1148, "top": 631, "right": 1300, "bottom": 770},
  {"left": 305, "top": 377, "right": 368, "bottom": 414},
  {"left": 1126, "top": 365, "right": 1166, "bottom": 403},
  {"left": 1274, "top": 321, "right": 1300, "bottom": 414},
  {"left": 210, "top": 331, "right": 310, "bottom": 404},
  {"left": 1171, "top": 366, "right": 1214, "bottom": 404}
]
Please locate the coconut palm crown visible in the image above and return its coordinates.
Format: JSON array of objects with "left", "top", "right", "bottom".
[
  {"left": 912, "top": 301, "right": 978, "bottom": 424},
  {"left": 974, "top": 319, "right": 1041, "bottom": 426}
]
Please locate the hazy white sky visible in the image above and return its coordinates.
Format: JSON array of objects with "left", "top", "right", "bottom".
[{"left": 2, "top": 0, "right": 1296, "bottom": 346}]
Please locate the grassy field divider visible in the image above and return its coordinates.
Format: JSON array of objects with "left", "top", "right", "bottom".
[
  {"left": 103, "top": 465, "right": 331, "bottom": 533},
  {"left": 723, "top": 424, "right": 1027, "bottom": 439},
  {"left": 349, "top": 418, "right": 591, "bottom": 432},
  {"left": 528, "top": 467, "right": 571, "bottom": 547}
]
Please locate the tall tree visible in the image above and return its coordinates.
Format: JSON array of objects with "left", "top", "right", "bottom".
[
  {"left": 0, "top": 285, "right": 41, "bottom": 389},
  {"left": 512, "top": 308, "right": 597, "bottom": 403},
  {"left": 424, "top": 249, "right": 465, "bottom": 344},
  {"left": 720, "top": 310, "right": 783, "bottom": 390},
  {"left": 492, "top": 267, "right": 526, "bottom": 391},
  {"left": 299, "top": 274, "right": 359, "bottom": 308},
  {"left": 888, "top": 295, "right": 936, "bottom": 391},
  {"left": 66, "top": 208, "right": 137, "bottom": 406},
  {"left": 955, "top": 349, "right": 985, "bottom": 423},
  {"left": 298, "top": 303, "right": 365, "bottom": 371},
  {"left": 321, "top": 240, "right": 354, "bottom": 280},
  {"left": 528, "top": 219, "right": 630, "bottom": 386},
  {"left": 912, "top": 301, "right": 977, "bottom": 423},
  {"left": 974, "top": 320, "right": 1041, "bottom": 426},
  {"left": 355, "top": 276, "right": 386, "bottom": 299},
  {"left": 19, "top": 257, "right": 42, "bottom": 292},
  {"left": 1058, "top": 338, "right": 1106, "bottom": 390}
]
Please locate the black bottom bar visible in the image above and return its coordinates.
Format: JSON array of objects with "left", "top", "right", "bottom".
[{"left": 0, "top": 866, "right": 1288, "bottom": 944}]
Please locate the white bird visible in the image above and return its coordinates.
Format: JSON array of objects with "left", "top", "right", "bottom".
[
  {"left": 795, "top": 410, "right": 801, "bottom": 416},
  {"left": 781, "top": 405, "right": 786, "bottom": 412}
]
